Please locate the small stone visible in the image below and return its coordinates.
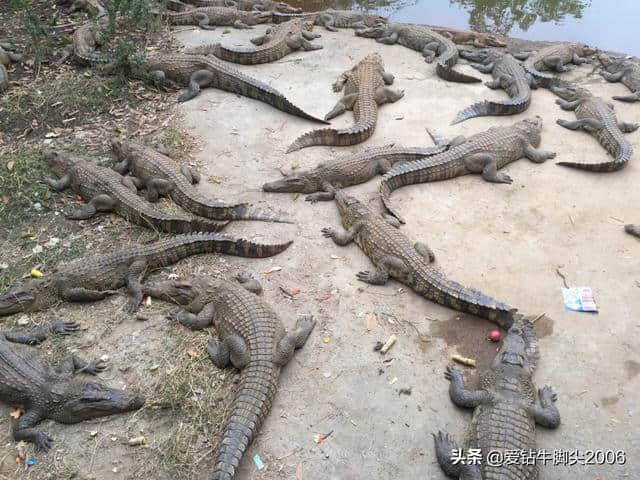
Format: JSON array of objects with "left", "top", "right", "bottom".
[
  {"left": 89, "top": 431, "right": 98, "bottom": 437},
  {"left": 100, "top": 354, "right": 110, "bottom": 363},
  {"left": 0, "top": 263, "right": 8, "bottom": 269},
  {"left": 32, "top": 202, "right": 42, "bottom": 211},
  {"left": 32, "top": 245, "right": 43, "bottom": 254},
  {"left": 17, "top": 315, "right": 30, "bottom": 326}
]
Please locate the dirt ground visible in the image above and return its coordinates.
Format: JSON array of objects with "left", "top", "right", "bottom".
[{"left": 2, "top": 25, "right": 639, "bottom": 480}]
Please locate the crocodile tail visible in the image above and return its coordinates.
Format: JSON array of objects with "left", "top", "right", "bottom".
[
  {"left": 523, "top": 61, "right": 557, "bottom": 89},
  {"left": 213, "top": 62, "right": 329, "bottom": 124},
  {"left": 228, "top": 206, "right": 293, "bottom": 223},
  {"left": 451, "top": 95, "right": 531, "bottom": 124},
  {"left": 379, "top": 174, "right": 406, "bottom": 224},
  {"left": 436, "top": 62, "right": 481, "bottom": 83},
  {"left": 190, "top": 217, "right": 231, "bottom": 232},
  {"left": 287, "top": 120, "right": 376, "bottom": 153},
  {"left": 212, "top": 362, "right": 279, "bottom": 480},
  {"left": 557, "top": 139, "right": 632, "bottom": 172},
  {"left": 0, "top": 64, "right": 7, "bottom": 92}
]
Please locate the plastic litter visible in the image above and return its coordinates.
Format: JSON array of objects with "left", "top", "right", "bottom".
[{"left": 561, "top": 287, "right": 598, "bottom": 312}]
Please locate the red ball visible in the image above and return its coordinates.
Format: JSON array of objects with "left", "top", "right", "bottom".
[{"left": 488, "top": 329, "right": 501, "bottom": 342}]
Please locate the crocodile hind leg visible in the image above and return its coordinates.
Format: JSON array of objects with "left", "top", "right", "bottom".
[
  {"left": 180, "top": 165, "right": 201, "bottom": 184},
  {"left": 169, "top": 302, "right": 216, "bottom": 329},
  {"left": 600, "top": 70, "right": 624, "bottom": 82},
  {"left": 544, "top": 56, "right": 569, "bottom": 72},
  {"left": 250, "top": 34, "right": 266, "bottom": 46},
  {"left": 3, "top": 321, "right": 79, "bottom": 345},
  {"left": 196, "top": 13, "right": 215, "bottom": 30},
  {"left": 123, "top": 259, "right": 148, "bottom": 314},
  {"left": 301, "top": 30, "right": 321, "bottom": 41},
  {"left": 145, "top": 178, "right": 174, "bottom": 202},
  {"left": 524, "top": 143, "right": 556, "bottom": 163},
  {"left": 463, "top": 152, "right": 513, "bottom": 183},
  {"left": 612, "top": 91, "right": 640, "bottom": 102},
  {"left": 421, "top": 42, "right": 439, "bottom": 63},
  {"left": 376, "top": 32, "right": 399, "bottom": 46},
  {"left": 273, "top": 314, "right": 316, "bottom": 366},
  {"left": 374, "top": 86, "right": 404, "bottom": 105},
  {"left": 178, "top": 69, "right": 216, "bottom": 102},
  {"left": 232, "top": 19, "right": 252, "bottom": 29},
  {"left": 207, "top": 339, "right": 230, "bottom": 368},
  {"left": 529, "top": 385, "right": 561, "bottom": 428},
  {"left": 470, "top": 61, "right": 494, "bottom": 73},
  {"left": 235, "top": 272, "right": 263, "bottom": 295},
  {"left": 332, "top": 69, "right": 351, "bottom": 92},
  {"left": 43, "top": 174, "right": 71, "bottom": 191},
  {"left": 356, "top": 255, "right": 407, "bottom": 285},
  {"left": 324, "top": 93, "right": 358, "bottom": 120},
  {"left": 556, "top": 118, "right": 603, "bottom": 131},
  {"left": 444, "top": 365, "right": 490, "bottom": 408},
  {"left": 625, "top": 224, "right": 640, "bottom": 238},
  {"left": 13, "top": 410, "right": 50, "bottom": 450},
  {"left": 414, "top": 242, "right": 435, "bottom": 262},
  {"left": 121, "top": 175, "right": 141, "bottom": 192},
  {"left": 66, "top": 194, "right": 117, "bottom": 220},
  {"left": 572, "top": 53, "right": 588, "bottom": 64},
  {"left": 618, "top": 121, "right": 640, "bottom": 133},
  {"left": 433, "top": 431, "right": 482, "bottom": 480},
  {"left": 299, "top": 36, "right": 323, "bottom": 51},
  {"left": 320, "top": 14, "right": 338, "bottom": 32}
]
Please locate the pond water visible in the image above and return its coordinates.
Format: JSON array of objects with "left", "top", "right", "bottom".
[{"left": 290, "top": 0, "right": 637, "bottom": 56}]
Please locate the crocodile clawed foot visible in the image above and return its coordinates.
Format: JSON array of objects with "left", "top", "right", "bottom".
[
  {"left": 320, "top": 227, "right": 335, "bottom": 238},
  {"left": 52, "top": 321, "right": 80, "bottom": 334},
  {"left": 444, "top": 365, "right": 461, "bottom": 381},
  {"left": 85, "top": 360, "right": 108, "bottom": 375},
  {"left": 356, "top": 270, "right": 372, "bottom": 282},
  {"left": 305, "top": 194, "right": 320, "bottom": 203},
  {"left": 539, "top": 385, "right": 558, "bottom": 402},
  {"left": 34, "top": 432, "right": 53, "bottom": 451},
  {"left": 496, "top": 172, "right": 513, "bottom": 184}
]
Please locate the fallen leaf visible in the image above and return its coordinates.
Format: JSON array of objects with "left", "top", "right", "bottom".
[
  {"left": 290, "top": 288, "right": 300, "bottom": 296},
  {"left": 264, "top": 266, "right": 282, "bottom": 274},
  {"left": 9, "top": 408, "right": 23, "bottom": 419},
  {"left": 6, "top": 160, "right": 14, "bottom": 171},
  {"left": 322, "top": 292, "right": 332, "bottom": 300},
  {"left": 366, "top": 312, "right": 376, "bottom": 331},
  {"left": 322, "top": 336, "right": 330, "bottom": 344},
  {"left": 291, "top": 159, "right": 300, "bottom": 170},
  {"left": 186, "top": 347, "right": 197, "bottom": 358},
  {"left": 296, "top": 463, "right": 303, "bottom": 480},
  {"left": 44, "top": 132, "right": 59, "bottom": 138},
  {"left": 1, "top": 194, "right": 8, "bottom": 205}
]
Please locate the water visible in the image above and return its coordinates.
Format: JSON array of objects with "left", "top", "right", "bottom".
[{"left": 291, "top": 0, "right": 638, "bottom": 56}]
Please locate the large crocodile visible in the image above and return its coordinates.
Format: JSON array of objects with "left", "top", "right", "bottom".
[
  {"left": 452, "top": 49, "right": 536, "bottom": 124},
  {"left": 322, "top": 191, "right": 516, "bottom": 328},
  {"left": 355, "top": 23, "right": 481, "bottom": 83},
  {"left": 177, "top": 0, "right": 301, "bottom": 12},
  {"left": 626, "top": 224, "right": 640, "bottom": 238},
  {"left": 425, "top": 25, "right": 506, "bottom": 48},
  {"left": 552, "top": 83, "right": 637, "bottom": 172},
  {"left": 523, "top": 42, "right": 596, "bottom": 88},
  {"left": 58, "top": 16, "right": 113, "bottom": 66},
  {"left": 434, "top": 316, "right": 561, "bottom": 479},
  {"left": 42, "top": 150, "right": 229, "bottom": 232},
  {"left": 111, "top": 137, "right": 288, "bottom": 222},
  {"left": 380, "top": 117, "right": 556, "bottom": 223},
  {"left": 272, "top": 9, "right": 387, "bottom": 31},
  {"left": 131, "top": 51, "right": 328, "bottom": 123},
  {"left": 0, "top": 321, "right": 144, "bottom": 449},
  {"left": 162, "top": 6, "right": 271, "bottom": 29},
  {"left": 597, "top": 53, "right": 640, "bottom": 103},
  {"left": 263, "top": 129, "right": 449, "bottom": 201},
  {"left": 0, "top": 42, "right": 22, "bottom": 92},
  {"left": 287, "top": 53, "right": 404, "bottom": 152},
  {"left": 186, "top": 19, "right": 322, "bottom": 65},
  {"left": 142, "top": 275, "right": 315, "bottom": 480},
  {"left": 0, "top": 232, "right": 293, "bottom": 317}
]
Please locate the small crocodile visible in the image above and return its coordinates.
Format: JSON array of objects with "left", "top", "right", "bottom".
[
  {"left": 434, "top": 316, "right": 560, "bottom": 479},
  {"left": 111, "top": 137, "right": 289, "bottom": 222},
  {"left": 626, "top": 224, "right": 640, "bottom": 238},
  {"left": 263, "top": 129, "right": 449, "bottom": 201},
  {"left": 162, "top": 6, "right": 271, "bottom": 29},
  {"left": 60, "top": 16, "right": 113, "bottom": 66},
  {"left": 453, "top": 49, "right": 536, "bottom": 124},
  {"left": 0, "top": 232, "right": 293, "bottom": 317},
  {"left": 142, "top": 275, "right": 315, "bottom": 480},
  {"left": 65, "top": 0, "right": 106, "bottom": 16},
  {"left": 287, "top": 53, "right": 404, "bottom": 152},
  {"left": 355, "top": 23, "right": 481, "bottom": 83},
  {"left": 523, "top": 42, "right": 596, "bottom": 88},
  {"left": 380, "top": 117, "right": 555, "bottom": 223},
  {"left": 0, "top": 42, "right": 22, "bottom": 92},
  {"left": 426, "top": 25, "right": 506, "bottom": 48},
  {"left": 186, "top": 19, "right": 322, "bottom": 65},
  {"left": 0, "top": 321, "right": 144, "bottom": 449},
  {"left": 597, "top": 53, "right": 640, "bottom": 103},
  {"left": 272, "top": 9, "right": 387, "bottom": 31},
  {"left": 322, "top": 191, "right": 516, "bottom": 328},
  {"left": 552, "top": 83, "right": 637, "bottom": 172},
  {"left": 131, "top": 52, "right": 328, "bottom": 123},
  {"left": 42, "top": 150, "right": 229, "bottom": 232}
]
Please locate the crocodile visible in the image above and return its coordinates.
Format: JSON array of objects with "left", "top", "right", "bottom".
[
  {"left": 380, "top": 117, "right": 556, "bottom": 223},
  {"left": 452, "top": 49, "right": 536, "bottom": 124},
  {"left": 42, "top": 149, "right": 229, "bottom": 233},
  {"left": 434, "top": 316, "right": 561, "bottom": 479},
  {"left": 286, "top": 53, "right": 404, "bottom": 152},
  {"left": 142, "top": 275, "right": 315, "bottom": 480},
  {"left": 0, "top": 43, "right": 22, "bottom": 92},
  {"left": 263, "top": 129, "right": 449, "bottom": 201},
  {"left": 426, "top": 25, "right": 506, "bottom": 48},
  {"left": 322, "top": 191, "right": 515, "bottom": 328},
  {"left": 66, "top": 0, "right": 106, "bottom": 16},
  {"left": 355, "top": 23, "right": 481, "bottom": 83},
  {"left": 131, "top": 51, "right": 329, "bottom": 123},
  {"left": 596, "top": 53, "right": 640, "bottom": 103},
  {"left": 0, "top": 321, "right": 144, "bottom": 449},
  {"left": 0, "top": 232, "right": 293, "bottom": 317},
  {"left": 186, "top": 19, "right": 322, "bottom": 65},
  {"left": 552, "top": 83, "right": 637, "bottom": 172},
  {"left": 162, "top": 6, "right": 271, "bottom": 29},
  {"left": 234, "top": 0, "right": 301, "bottom": 13},
  {"left": 62, "top": 16, "right": 113, "bottom": 66},
  {"left": 272, "top": 9, "right": 387, "bottom": 31},
  {"left": 523, "top": 42, "right": 596, "bottom": 88},
  {"left": 111, "top": 137, "right": 289, "bottom": 222},
  {"left": 626, "top": 224, "right": 640, "bottom": 238}
]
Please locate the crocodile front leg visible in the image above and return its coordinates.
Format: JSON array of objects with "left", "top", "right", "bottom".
[
  {"left": 66, "top": 194, "right": 117, "bottom": 220},
  {"left": 43, "top": 174, "right": 71, "bottom": 191},
  {"left": 618, "top": 121, "right": 640, "bottom": 133},
  {"left": 376, "top": 32, "right": 399, "bottom": 45},
  {"left": 374, "top": 86, "right": 404, "bottom": 105},
  {"left": 612, "top": 91, "right": 640, "bottom": 102},
  {"left": 544, "top": 56, "right": 568, "bottom": 72},
  {"left": 524, "top": 143, "right": 556, "bottom": 163},
  {"left": 464, "top": 152, "right": 513, "bottom": 183},
  {"left": 445, "top": 365, "right": 491, "bottom": 408},
  {"left": 321, "top": 221, "right": 363, "bottom": 246},
  {"left": 325, "top": 93, "right": 358, "bottom": 120},
  {"left": 572, "top": 52, "right": 588, "bottom": 65},
  {"left": 145, "top": 177, "right": 174, "bottom": 202},
  {"left": 625, "top": 224, "right": 640, "bottom": 238},
  {"left": 301, "top": 30, "right": 321, "bottom": 41},
  {"left": 180, "top": 165, "right": 201, "bottom": 184},
  {"left": 356, "top": 254, "right": 407, "bottom": 285},
  {"left": 421, "top": 42, "right": 439, "bottom": 63},
  {"left": 414, "top": 241, "right": 435, "bottom": 262},
  {"left": 600, "top": 70, "right": 624, "bottom": 82},
  {"left": 306, "top": 181, "right": 336, "bottom": 203},
  {"left": 250, "top": 34, "right": 266, "bottom": 45},
  {"left": 557, "top": 117, "right": 603, "bottom": 131},
  {"left": 61, "top": 287, "right": 119, "bottom": 302},
  {"left": 58, "top": 353, "right": 108, "bottom": 375},
  {"left": 273, "top": 314, "right": 316, "bottom": 366},
  {"left": 232, "top": 19, "right": 252, "bottom": 29},
  {"left": 14, "top": 410, "right": 51, "bottom": 450},
  {"left": 121, "top": 175, "right": 141, "bottom": 193},
  {"left": 528, "top": 385, "right": 561, "bottom": 428},
  {"left": 320, "top": 14, "right": 338, "bottom": 32},
  {"left": 555, "top": 98, "right": 580, "bottom": 110},
  {"left": 123, "top": 259, "right": 148, "bottom": 313},
  {"left": 3, "top": 321, "right": 79, "bottom": 345},
  {"left": 433, "top": 431, "right": 482, "bottom": 480},
  {"left": 298, "top": 36, "right": 323, "bottom": 51},
  {"left": 470, "top": 61, "right": 494, "bottom": 73},
  {"left": 169, "top": 302, "right": 216, "bottom": 329},
  {"left": 196, "top": 13, "right": 216, "bottom": 30}
]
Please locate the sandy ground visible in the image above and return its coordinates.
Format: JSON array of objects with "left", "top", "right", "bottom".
[
  {"left": 172, "top": 26, "right": 640, "bottom": 479},
  {"left": 1, "top": 26, "right": 638, "bottom": 480}
]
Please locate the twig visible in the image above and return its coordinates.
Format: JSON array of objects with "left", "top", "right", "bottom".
[
  {"left": 531, "top": 312, "right": 546, "bottom": 324},
  {"left": 555, "top": 267, "right": 569, "bottom": 288}
]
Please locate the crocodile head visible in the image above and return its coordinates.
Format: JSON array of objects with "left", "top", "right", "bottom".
[
  {"left": 550, "top": 83, "right": 589, "bottom": 102},
  {"left": 245, "top": 10, "right": 272, "bottom": 24},
  {"left": 354, "top": 23, "right": 388, "bottom": 39},
  {"left": 51, "top": 380, "right": 144, "bottom": 424},
  {"left": 110, "top": 136, "right": 134, "bottom": 160},
  {"left": 262, "top": 170, "right": 321, "bottom": 194},
  {"left": 362, "top": 14, "right": 387, "bottom": 27},
  {"left": 493, "top": 317, "right": 539, "bottom": 375},
  {"left": 0, "top": 278, "right": 59, "bottom": 317},
  {"left": 576, "top": 43, "right": 597, "bottom": 57},
  {"left": 274, "top": 2, "right": 301, "bottom": 13},
  {"left": 458, "top": 48, "right": 494, "bottom": 63},
  {"left": 334, "top": 190, "right": 367, "bottom": 227},
  {"left": 483, "top": 34, "right": 507, "bottom": 48},
  {"left": 597, "top": 52, "right": 624, "bottom": 72},
  {"left": 42, "top": 149, "right": 78, "bottom": 177},
  {"left": 513, "top": 116, "right": 544, "bottom": 148}
]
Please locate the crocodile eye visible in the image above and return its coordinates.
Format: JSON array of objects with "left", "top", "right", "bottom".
[{"left": 510, "top": 327, "right": 521, "bottom": 334}]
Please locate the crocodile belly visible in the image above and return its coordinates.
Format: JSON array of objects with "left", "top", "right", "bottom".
[{"left": 467, "top": 403, "right": 537, "bottom": 479}]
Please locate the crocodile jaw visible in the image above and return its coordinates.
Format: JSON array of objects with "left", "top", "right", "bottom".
[
  {"left": 262, "top": 174, "right": 316, "bottom": 193},
  {"left": 0, "top": 289, "right": 35, "bottom": 316}
]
